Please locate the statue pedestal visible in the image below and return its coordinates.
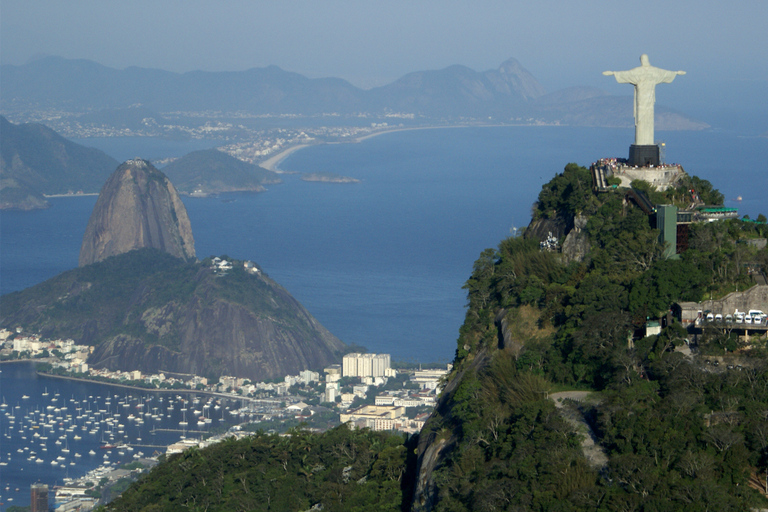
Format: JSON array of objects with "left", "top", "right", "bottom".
[{"left": 629, "top": 145, "right": 660, "bottom": 167}]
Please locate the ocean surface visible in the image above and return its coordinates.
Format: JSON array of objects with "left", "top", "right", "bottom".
[
  {"left": 0, "top": 126, "right": 766, "bottom": 506},
  {"left": 1, "top": 127, "right": 766, "bottom": 363}
]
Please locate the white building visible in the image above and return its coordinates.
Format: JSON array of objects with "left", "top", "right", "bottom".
[
  {"left": 299, "top": 370, "right": 320, "bottom": 384},
  {"left": 342, "top": 353, "right": 391, "bottom": 378},
  {"left": 352, "top": 384, "right": 369, "bottom": 399},
  {"left": 375, "top": 395, "right": 396, "bottom": 406},
  {"left": 324, "top": 364, "right": 342, "bottom": 383},
  {"left": 340, "top": 405, "right": 406, "bottom": 431},
  {"left": 410, "top": 365, "right": 451, "bottom": 390}
]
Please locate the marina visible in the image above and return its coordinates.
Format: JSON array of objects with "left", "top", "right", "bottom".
[{"left": 0, "top": 362, "right": 246, "bottom": 509}]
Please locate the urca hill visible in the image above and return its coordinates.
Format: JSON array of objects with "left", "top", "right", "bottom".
[{"left": 1, "top": 160, "right": 346, "bottom": 381}]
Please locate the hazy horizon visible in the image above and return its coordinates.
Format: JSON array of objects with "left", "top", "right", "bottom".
[{"left": 2, "top": 0, "right": 767, "bottom": 132}]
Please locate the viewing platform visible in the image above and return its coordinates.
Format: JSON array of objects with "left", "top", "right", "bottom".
[{"left": 591, "top": 157, "right": 686, "bottom": 191}]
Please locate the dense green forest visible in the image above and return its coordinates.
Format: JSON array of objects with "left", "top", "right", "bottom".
[
  {"left": 420, "top": 163, "right": 768, "bottom": 511},
  {"left": 104, "top": 426, "right": 417, "bottom": 512},
  {"left": 102, "top": 164, "right": 768, "bottom": 511}
]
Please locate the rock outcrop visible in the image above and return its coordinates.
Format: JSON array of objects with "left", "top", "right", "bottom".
[
  {"left": 561, "top": 214, "right": 591, "bottom": 263},
  {"left": 79, "top": 159, "right": 195, "bottom": 266},
  {"left": 524, "top": 214, "right": 572, "bottom": 242}
]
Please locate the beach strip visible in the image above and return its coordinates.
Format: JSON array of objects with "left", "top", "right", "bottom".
[{"left": 259, "top": 144, "right": 310, "bottom": 172}]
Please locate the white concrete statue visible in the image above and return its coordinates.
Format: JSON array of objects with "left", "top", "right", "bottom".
[{"left": 603, "top": 54, "right": 685, "bottom": 146}]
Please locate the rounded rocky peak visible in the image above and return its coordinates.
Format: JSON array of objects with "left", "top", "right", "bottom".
[{"left": 78, "top": 159, "right": 196, "bottom": 266}]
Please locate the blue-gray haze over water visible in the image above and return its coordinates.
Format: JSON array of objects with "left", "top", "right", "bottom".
[{"left": 0, "top": 126, "right": 766, "bottom": 506}]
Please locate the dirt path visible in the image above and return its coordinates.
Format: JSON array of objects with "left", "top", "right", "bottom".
[{"left": 549, "top": 391, "right": 608, "bottom": 469}]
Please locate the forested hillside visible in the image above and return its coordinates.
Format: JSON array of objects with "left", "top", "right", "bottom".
[
  {"left": 0, "top": 249, "right": 346, "bottom": 382},
  {"left": 105, "top": 426, "right": 416, "bottom": 512},
  {"left": 0, "top": 115, "right": 119, "bottom": 209},
  {"left": 413, "top": 164, "right": 768, "bottom": 511},
  {"left": 100, "top": 164, "right": 768, "bottom": 512}
]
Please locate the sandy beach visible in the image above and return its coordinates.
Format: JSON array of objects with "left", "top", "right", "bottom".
[{"left": 259, "top": 144, "right": 311, "bottom": 172}]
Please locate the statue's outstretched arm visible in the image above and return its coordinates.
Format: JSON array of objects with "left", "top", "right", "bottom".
[
  {"left": 603, "top": 71, "right": 614, "bottom": 76},
  {"left": 677, "top": 71, "right": 686, "bottom": 75}
]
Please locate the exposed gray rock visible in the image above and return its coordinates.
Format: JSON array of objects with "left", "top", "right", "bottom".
[
  {"left": 495, "top": 308, "right": 523, "bottom": 357},
  {"left": 525, "top": 215, "right": 572, "bottom": 242},
  {"left": 561, "top": 214, "right": 591, "bottom": 263},
  {"left": 79, "top": 159, "right": 195, "bottom": 266}
]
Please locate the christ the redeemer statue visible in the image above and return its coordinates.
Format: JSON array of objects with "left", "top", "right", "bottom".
[{"left": 603, "top": 54, "right": 685, "bottom": 147}]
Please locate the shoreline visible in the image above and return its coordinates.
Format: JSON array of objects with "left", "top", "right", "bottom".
[
  {"left": 259, "top": 144, "right": 311, "bottom": 172},
  {"left": 43, "top": 193, "right": 99, "bottom": 198},
  {"left": 35, "top": 370, "right": 246, "bottom": 401}
]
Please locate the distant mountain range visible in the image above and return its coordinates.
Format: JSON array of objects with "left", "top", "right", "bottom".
[
  {"left": 0, "top": 56, "right": 707, "bottom": 129},
  {"left": 0, "top": 118, "right": 285, "bottom": 209}
]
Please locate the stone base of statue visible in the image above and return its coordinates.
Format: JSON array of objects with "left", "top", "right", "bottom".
[{"left": 629, "top": 145, "right": 660, "bottom": 167}]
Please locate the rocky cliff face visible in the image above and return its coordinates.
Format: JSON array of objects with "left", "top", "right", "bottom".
[
  {"left": 561, "top": 214, "right": 591, "bottom": 263},
  {"left": 79, "top": 159, "right": 195, "bottom": 266},
  {"left": 525, "top": 214, "right": 572, "bottom": 242},
  {"left": 87, "top": 270, "right": 345, "bottom": 381}
]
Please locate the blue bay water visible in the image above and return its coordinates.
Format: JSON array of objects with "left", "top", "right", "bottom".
[
  {"left": 0, "top": 126, "right": 766, "bottom": 506},
  {"left": 0, "top": 361, "right": 239, "bottom": 509},
  {"left": 2, "top": 127, "right": 767, "bottom": 364}
]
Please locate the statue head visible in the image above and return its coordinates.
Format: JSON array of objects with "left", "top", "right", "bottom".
[{"left": 640, "top": 54, "right": 650, "bottom": 66}]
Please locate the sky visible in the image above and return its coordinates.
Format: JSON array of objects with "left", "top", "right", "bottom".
[{"left": 1, "top": 0, "right": 767, "bottom": 129}]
